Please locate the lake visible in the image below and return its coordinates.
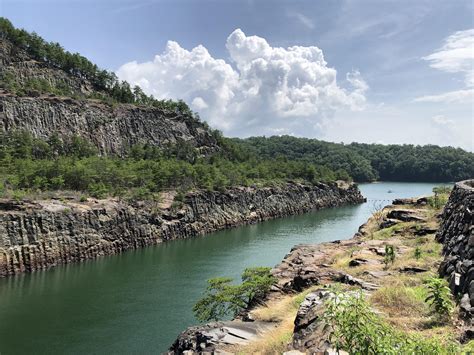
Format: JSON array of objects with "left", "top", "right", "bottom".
[{"left": 0, "top": 182, "right": 449, "bottom": 354}]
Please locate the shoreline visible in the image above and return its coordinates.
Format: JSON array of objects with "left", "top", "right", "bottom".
[
  {"left": 169, "top": 181, "right": 473, "bottom": 353},
  {"left": 0, "top": 181, "right": 365, "bottom": 278}
]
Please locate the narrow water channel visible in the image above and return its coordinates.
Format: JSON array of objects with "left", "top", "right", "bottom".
[{"left": 0, "top": 182, "right": 449, "bottom": 354}]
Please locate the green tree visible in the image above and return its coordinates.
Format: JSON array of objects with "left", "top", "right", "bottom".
[{"left": 193, "top": 267, "right": 276, "bottom": 322}]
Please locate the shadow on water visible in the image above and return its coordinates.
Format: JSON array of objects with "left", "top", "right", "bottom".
[{"left": 0, "top": 182, "right": 450, "bottom": 354}]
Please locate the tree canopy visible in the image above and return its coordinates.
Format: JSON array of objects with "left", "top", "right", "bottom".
[{"left": 232, "top": 136, "right": 473, "bottom": 182}]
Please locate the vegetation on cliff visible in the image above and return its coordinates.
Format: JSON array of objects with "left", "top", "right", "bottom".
[
  {"left": 0, "top": 17, "right": 197, "bottom": 116},
  {"left": 0, "top": 131, "right": 347, "bottom": 199},
  {"left": 193, "top": 267, "right": 276, "bottom": 322},
  {"left": 233, "top": 136, "right": 474, "bottom": 182}
]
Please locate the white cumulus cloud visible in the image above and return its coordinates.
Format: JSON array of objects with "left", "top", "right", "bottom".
[
  {"left": 415, "top": 29, "right": 474, "bottom": 104},
  {"left": 117, "top": 29, "right": 368, "bottom": 136}
]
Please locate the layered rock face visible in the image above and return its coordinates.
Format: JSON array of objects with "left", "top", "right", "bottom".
[
  {"left": 0, "top": 182, "right": 365, "bottom": 277},
  {"left": 0, "top": 37, "right": 219, "bottom": 155},
  {"left": 0, "top": 94, "right": 219, "bottom": 156},
  {"left": 437, "top": 180, "right": 474, "bottom": 324}
]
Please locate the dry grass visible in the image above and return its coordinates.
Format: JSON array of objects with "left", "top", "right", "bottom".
[
  {"left": 231, "top": 317, "right": 294, "bottom": 354},
  {"left": 251, "top": 286, "right": 319, "bottom": 322},
  {"left": 228, "top": 286, "right": 320, "bottom": 354},
  {"left": 370, "top": 283, "right": 428, "bottom": 317}
]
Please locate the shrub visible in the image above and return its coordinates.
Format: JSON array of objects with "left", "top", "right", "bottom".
[
  {"left": 414, "top": 247, "right": 422, "bottom": 260},
  {"left": 384, "top": 245, "right": 395, "bottom": 268},
  {"left": 428, "top": 186, "right": 452, "bottom": 209},
  {"left": 324, "top": 290, "right": 459, "bottom": 354},
  {"left": 425, "top": 277, "right": 454, "bottom": 321},
  {"left": 88, "top": 182, "right": 109, "bottom": 199}
]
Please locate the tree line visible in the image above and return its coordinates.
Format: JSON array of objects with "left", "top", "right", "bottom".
[
  {"left": 0, "top": 18, "right": 194, "bottom": 114},
  {"left": 0, "top": 131, "right": 347, "bottom": 200},
  {"left": 232, "top": 136, "right": 473, "bottom": 182}
]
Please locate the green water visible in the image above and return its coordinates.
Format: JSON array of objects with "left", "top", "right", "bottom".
[{"left": 0, "top": 182, "right": 449, "bottom": 354}]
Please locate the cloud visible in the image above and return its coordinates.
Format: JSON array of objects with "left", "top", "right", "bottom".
[
  {"left": 117, "top": 29, "right": 367, "bottom": 136},
  {"left": 415, "top": 29, "right": 474, "bottom": 103},
  {"left": 423, "top": 29, "right": 473, "bottom": 82},
  {"left": 413, "top": 89, "right": 474, "bottom": 104}
]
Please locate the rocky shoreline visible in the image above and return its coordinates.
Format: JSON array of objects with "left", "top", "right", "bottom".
[
  {"left": 0, "top": 181, "right": 365, "bottom": 277},
  {"left": 169, "top": 180, "right": 474, "bottom": 354}
]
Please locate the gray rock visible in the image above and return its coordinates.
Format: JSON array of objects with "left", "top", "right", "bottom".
[
  {"left": 387, "top": 209, "right": 424, "bottom": 222},
  {"left": 0, "top": 182, "right": 365, "bottom": 277},
  {"left": 292, "top": 290, "right": 334, "bottom": 353},
  {"left": 0, "top": 95, "right": 219, "bottom": 157},
  {"left": 436, "top": 180, "right": 474, "bottom": 323},
  {"left": 168, "top": 321, "right": 275, "bottom": 354}
]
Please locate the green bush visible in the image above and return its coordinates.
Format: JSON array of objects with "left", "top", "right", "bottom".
[
  {"left": 383, "top": 245, "right": 395, "bottom": 268},
  {"left": 414, "top": 247, "right": 422, "bottom": 260},
  {"left": 193, "top": 267, "right": 276, "bottom": 322},
  {"left": 425, "top": 277, "right": 454, "bottom": 321},
  {"left": 324, "top": 290, "right": 460, "bottom": 354}
]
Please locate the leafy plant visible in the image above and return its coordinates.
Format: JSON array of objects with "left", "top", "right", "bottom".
[
  {"left": 193, "top": 267, "right": 276, "bottom": 322},
  {"left": 425, "top": 277, "right": 454, "bottom": 321},
  {"left": 429, "top": 186, "right": 452, "bottom": 209},
  {"left": 324, "top": 290, "right": 460, "bottom": 354},
  {"left": 414, "top": 247, "right": 422, "bottom": 260},
  {"left": 383, "top": 245, "right": 395, "bottom": 268}
]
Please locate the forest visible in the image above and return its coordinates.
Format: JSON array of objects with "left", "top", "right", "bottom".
[
  {"left": 0, "top": 131, "right": 346, "bottom": 200},
  {"left": 233, "top": 136, "right": 474, "bottom": 182}
]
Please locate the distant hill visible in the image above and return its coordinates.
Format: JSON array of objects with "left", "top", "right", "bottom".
[{"left": 233, "top": 136, "right": 474, "bottom": 182}]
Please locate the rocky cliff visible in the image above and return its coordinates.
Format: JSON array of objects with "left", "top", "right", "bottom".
[
  {"left": 437, "top": 180, "right": 474, "bottom": 327},
  {"left": 0, "top": 93, "right": 219, "bottom": 155},
  {"left": 0, "top": 181, "right": 365, "bottom": 277},
  {"left": 0, "top": 36, "right": 219, "bottom": 155}
]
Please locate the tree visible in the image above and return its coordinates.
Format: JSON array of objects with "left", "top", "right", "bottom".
[{"left": 193, "top": 267, "right": 276, "bottom": 322}]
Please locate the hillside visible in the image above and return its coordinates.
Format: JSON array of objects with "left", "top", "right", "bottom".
[
  {"left": 233, "top": 136, "right": 474, "bottom": 182},
  {"left": 0, "top": 18, "right": 220, "bottom": 156}
]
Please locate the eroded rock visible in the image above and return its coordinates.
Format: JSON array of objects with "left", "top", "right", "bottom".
[{"left": 0, "top": 182, "right": 365, "bottom": 277}]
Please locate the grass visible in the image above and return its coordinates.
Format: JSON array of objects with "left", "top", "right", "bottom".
[
  {"left": 227, "top": 286, "right": 320, "bottom": 354},
  {"left": 370, "top": 283, "right": 428, "bottom": 317},
  {"left": 331, "top": 201, "right": 462, "bottom": 339},
  {"left": 371, "top": 222, "right": 413, "bottom": 240}
]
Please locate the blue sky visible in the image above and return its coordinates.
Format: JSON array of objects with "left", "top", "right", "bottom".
[{"left": 2, "top": 0, "right": 473, "bottom": 150}]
